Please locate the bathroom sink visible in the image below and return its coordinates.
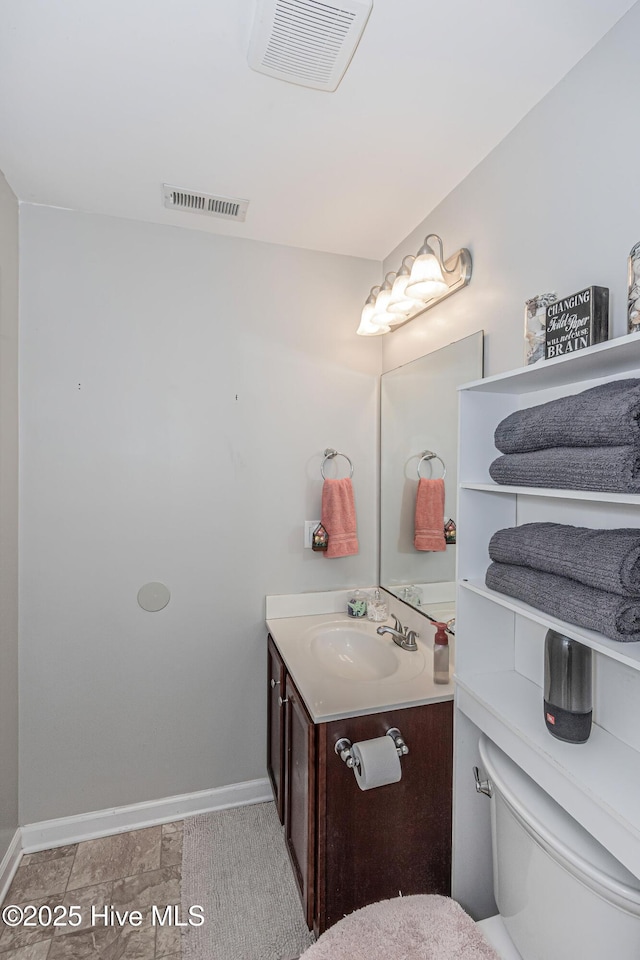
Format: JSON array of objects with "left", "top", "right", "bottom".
[
  {"left": 267, "top": 611, "right": 454, "bottom": 722},
  {"left": 304, "top": 621, "right": 425, "bottom": 682}
]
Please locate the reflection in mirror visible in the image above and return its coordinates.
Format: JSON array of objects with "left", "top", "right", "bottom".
[{"left": 380, "top": 331, "right": 484, "bottom": 615}]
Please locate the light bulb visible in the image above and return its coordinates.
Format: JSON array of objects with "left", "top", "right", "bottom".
[
  {"left": 388, "top": 276, "right": 424, "bottom": 316},
  {"left": 357, "top": 286, "right": 389, "bottom": 335},
  {"left": 405, "top": 243, "right": 449, "bottom": 301},
  {"left": 387, "top": 256, "right": 422, "bottom": 316},
  {"left": 357, "top": 314, "right": 389, "bottom": 335},
  {"left": 370, "top": 273, "right": 398, "bottom": 327}
]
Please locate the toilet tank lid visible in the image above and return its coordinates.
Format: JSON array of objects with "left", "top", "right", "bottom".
[{"left": 479, "top": 735, "right": 640, "bottom": 908}]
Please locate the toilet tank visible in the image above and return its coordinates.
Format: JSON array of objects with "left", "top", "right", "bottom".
[{"left": 478, "top": 736, "right": 640, "bottom": 960}]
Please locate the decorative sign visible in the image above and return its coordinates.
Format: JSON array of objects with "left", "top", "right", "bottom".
[{"left": 545, "top": 286, "right": 609, "bottom": 359}]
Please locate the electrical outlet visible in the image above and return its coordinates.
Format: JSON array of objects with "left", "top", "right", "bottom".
[{"left": 304, "top": 520, "right": 321, "bottom": 548}]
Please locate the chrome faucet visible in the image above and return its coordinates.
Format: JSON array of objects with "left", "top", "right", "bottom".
[{"left": 377, "top": 615, "right": 419, "bottom": 652}]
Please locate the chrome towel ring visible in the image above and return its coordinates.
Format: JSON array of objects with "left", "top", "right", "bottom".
[
  {"left": 417, "top": 450, "right": 446, "bottom": 480},
  {"left": 321, "top": 448, "right": 354, "bottom": 479}
]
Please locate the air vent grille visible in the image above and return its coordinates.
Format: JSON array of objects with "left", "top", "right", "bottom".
[
  {"left": 248, "top": 0, "right": 373, "bottom": 92},
  {"left": 162, "top": 185, "right": 249, "bottom": 222}
]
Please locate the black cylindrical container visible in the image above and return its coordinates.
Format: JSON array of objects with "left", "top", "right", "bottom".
[{"left": 544, "top": 629, "right": 592, "bottom": 743}]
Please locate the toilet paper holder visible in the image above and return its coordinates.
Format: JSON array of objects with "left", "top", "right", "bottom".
[{"left": 334, "top": 728, "right": 409, "bottom": 769}]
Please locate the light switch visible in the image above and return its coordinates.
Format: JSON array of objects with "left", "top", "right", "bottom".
[{"left": 304, "top": 520, "right": 321, "bottom": 548}]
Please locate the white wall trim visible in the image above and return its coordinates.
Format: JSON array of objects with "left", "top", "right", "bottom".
[
  {"left": 21, "top": 777, "right": 273, "bottom": 853},
  {"left": 0, "top": 830, "right": 23, "bottom": 904}
]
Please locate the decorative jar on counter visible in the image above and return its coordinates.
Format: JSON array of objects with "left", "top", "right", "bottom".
[
  {"left": 347, "top": 590, "right": 367, "bottom": 618},
  {"left": 366, "top": 589, "right": 388, "bottom": 622}
]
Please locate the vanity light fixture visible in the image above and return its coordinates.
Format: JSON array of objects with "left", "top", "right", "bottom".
[
  {"left": 357, "top": 286, "right": 390, "bottom": 336},
  {"left": 356, "top": 233, "right": 472, "bottom": 336}
]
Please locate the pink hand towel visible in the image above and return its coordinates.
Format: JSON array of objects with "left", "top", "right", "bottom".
[
  {"left": 321, "top": 478, "right": 359, "bottom": 558},
  {"left": 414, "top": 478, "right": 446, "bottom": 551}
]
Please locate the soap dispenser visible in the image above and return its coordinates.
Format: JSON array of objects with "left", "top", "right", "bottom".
[{"left": 433, "top": 622, "right": 450, "bottom": 684}]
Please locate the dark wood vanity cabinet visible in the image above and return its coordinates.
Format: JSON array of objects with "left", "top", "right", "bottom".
[
  {"left": 284, "top": 674, "right": 316, "bottom": 928},
  {"left": 267, "top": 635, "right": 317, "bottom": 925},
  {"left": 267, "top": 633, "right": 453, "bottom": 937},
  {"left": 267, "top": 636, "right": 286, "bottom": 823}
]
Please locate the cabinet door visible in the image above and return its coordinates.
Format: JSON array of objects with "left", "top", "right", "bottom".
[
  {"left": 284, "top": 675, "right": 316, "bottom": 929},
  {"left": 267, "top": 635, "right": 286, "bottom": 824},
  {"left": 316, "top": 700, "right": 453, "bottom": 932}
]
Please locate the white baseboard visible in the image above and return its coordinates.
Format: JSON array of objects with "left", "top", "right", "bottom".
[
  {"left": 21, "top": 777, "right": 273, "bottom": 853},
  {"left": 0, "top": 829, "right": 23, "bottom": 904}
]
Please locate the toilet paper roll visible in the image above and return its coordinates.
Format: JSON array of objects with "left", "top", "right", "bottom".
[{"left": 351, "top": 736, "right": 402, "bottom": 791}]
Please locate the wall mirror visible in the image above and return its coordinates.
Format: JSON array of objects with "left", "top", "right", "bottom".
[{"left": 380, "top": 331, "right": 484, "bottom": 615}]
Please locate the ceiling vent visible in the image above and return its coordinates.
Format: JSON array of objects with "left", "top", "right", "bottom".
[
  {"left": 163, "top": 185, "right": 249, "bottom": 222},
  {"left": 248, "top": 0, "right": 373, "bottom": 92}
]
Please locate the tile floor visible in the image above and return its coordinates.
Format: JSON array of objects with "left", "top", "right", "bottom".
[{"left": 0, "top": 822, "right": 183, "bottom": 959}]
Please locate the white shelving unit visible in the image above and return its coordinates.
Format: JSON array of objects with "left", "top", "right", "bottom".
[
  {"left": 460, "top": 579, "right": 640, "bottom": 669},
  {"left": 461, "top": 481, "right": 640, "bottom": 505},
  {"left": 453, "top": 335, "right": 640, "bottom": 913}
]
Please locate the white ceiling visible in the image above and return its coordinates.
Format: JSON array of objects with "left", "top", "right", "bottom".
[{"left": 0, "top": 1, "right": 635, "bottom": 260}]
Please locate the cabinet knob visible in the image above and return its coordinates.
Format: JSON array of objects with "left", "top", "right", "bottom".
[
  {"left": 278, "top": 695, "right": 289, "bottom": 707},
  {"left": 270, "top": 678, "right": 280, "bottom": 688}
]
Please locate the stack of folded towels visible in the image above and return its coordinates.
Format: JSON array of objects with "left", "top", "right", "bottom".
[
  {"left": 486, "top": 522, "right": 640, "bottom": 643},
  {"left": 489, "top": 378, "right": 640, "bottom": 492}
]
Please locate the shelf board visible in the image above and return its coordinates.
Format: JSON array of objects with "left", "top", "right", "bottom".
[
  {"left": 459, "top": 579, "right": 640, "bottom": 670},
  {"left": 460, "top": 482, "right": 640, "bottom": 505},
  {"left": 456, "top": 671, "right": 640, "bottom": 870},
  {"left": 459, "top": 332, "right": 640, "bottom": 395}
]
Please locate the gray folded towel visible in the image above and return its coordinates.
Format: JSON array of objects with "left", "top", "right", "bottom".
[
  {"left": 486, "top": 561, "right": 640, "bottom": 643},
  {"left": 489, "top": 523, "right": 640, "bottom": 597},
  {"left": 494, "top": 378, "right": 640, "bottom": 453},
  {"left": 489, "top": 445, "right": 640, "bottom": 493}
]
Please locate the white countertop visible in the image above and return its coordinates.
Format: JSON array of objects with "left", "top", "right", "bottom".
[{"left": 267, "top": 611, "right": 455, "bottom": 723}]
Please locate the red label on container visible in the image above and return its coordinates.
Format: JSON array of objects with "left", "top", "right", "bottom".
[{"left": 546, "top": 713, "right": 556, "bottom": 725}]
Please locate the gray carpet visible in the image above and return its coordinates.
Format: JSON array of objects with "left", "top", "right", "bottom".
[{"left": 181, "top": 801, "right": 315, "bottom": 960}]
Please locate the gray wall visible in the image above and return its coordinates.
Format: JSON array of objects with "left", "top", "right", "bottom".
[
  {"left": 0, "top": 171, "right": 19, "bottom": 858},
  {"left": 19, "top": 206, "right": 380, "bottom": 823},
  {"left": 382, "top": 2, "right": 640, "bottom": 376}
]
